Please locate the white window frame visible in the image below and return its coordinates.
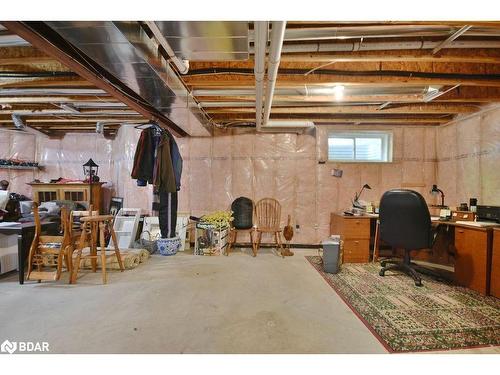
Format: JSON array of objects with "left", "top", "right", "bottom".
[{"left": 327, "top": 131, "right": 393, "bottom": 163}]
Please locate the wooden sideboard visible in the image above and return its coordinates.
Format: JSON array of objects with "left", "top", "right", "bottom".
[
  {"left": 490, "top": 228, "right": 500, "bottom": 298},
  {"left": 28, "top": 182, "right": 104, "bottom": 213},
  {"left": 330, "top": 213, "right": 372, "bottom": 263}
]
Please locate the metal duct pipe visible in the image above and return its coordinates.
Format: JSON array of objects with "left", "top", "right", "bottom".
[
  {"left": 10, "top": 113, "right": 48, "bottom": 137},
  {"left": 145, "top": 21, "right": 190, "bottom": 74},
  {"left": 262, "top": 21, "right": 287, "bottom": 128},
  {"left": 250, "top": 40, "right": 500, "bottom": 54},
  {"left": 253, "top": 21, "right": 268, "bottom": 130}
]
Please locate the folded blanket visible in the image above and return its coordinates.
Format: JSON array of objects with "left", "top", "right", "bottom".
[
  {"left": 73, "top": 248, "right": 148, "bottom": 270},
  {"left": 126, "top": 248, "right": 150, "bottom": 263}
]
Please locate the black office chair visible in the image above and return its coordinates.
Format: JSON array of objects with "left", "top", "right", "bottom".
[{"left": 378, "top": 189, "right": 434, "bottom": 286}]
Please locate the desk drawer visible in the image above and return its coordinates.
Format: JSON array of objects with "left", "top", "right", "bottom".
[
  {"left": 454, "top": 227, "right": 489, "bottom": 295},
  {"left": 491, "top": 231, "right": 500, "bottom": 298},
  {"left": 342, "top": 239, "right": 370, "bottom": 263},
  {"left": 342, "top": 219, "right": 370, "bottom": 239}
]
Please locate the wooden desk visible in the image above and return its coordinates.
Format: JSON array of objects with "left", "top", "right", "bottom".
[
  {"left": 0, "top": 221, "right": 59, "bottom": 284},
  {"left": 330, "top": 213, "right": 375, "bottom": 263},
  {"left": 331, "top": 212, "right": 499, "bottom": 296},
  {"left": 490, "top": 228, "right": 500, "bottom": 298}
]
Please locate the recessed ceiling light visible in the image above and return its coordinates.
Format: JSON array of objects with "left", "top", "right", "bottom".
[{"left": 332, "top": 85, "right": 345, "bottom": 100}]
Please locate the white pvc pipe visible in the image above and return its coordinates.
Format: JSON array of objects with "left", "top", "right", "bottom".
[
  {"left": 250, "top": 40, "right": 500, "bottom": 54},
  {"left": 253, "top": 21, "right": 268, "bottom": 130},
  {"left": 262, "top": 21, "right": 287, "bottom": 128},
  {"left": 145, "top": 21, "right": 190, "bottom": 75}
]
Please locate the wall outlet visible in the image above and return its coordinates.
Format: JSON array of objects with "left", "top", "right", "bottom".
[{"left": 331, "top": 168, "right": 343, "bottom": 177}]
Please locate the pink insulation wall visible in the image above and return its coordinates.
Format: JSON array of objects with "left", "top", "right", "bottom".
[
  {"left": 2, "top": 124, "right": 441, "bottom": 244},
  {"left": 436, "top": 106, "right": 500, "bottom": 208},
  {"left": 173, "top": 125, "right": 438, "bottom": 244},
  {"left": 0, "top": 130, "right": 37, "bottom": 197},
  {"left": 112, "top": 126, "right": 153, "bottom": 211},
  {"left": 315, "top": 125, "right": 437, "bottom": 242},
  {"left": 0, "top": 130, "right": 114, "bottom": 197}
]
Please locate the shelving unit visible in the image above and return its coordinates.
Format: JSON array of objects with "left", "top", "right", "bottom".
[{"left": 0, "top": 165, "right": 43, "bottom": 170}]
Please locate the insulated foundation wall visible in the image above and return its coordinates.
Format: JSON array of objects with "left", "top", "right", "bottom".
[
  {"left": 0, "top": 130, "right": 114, "bottom": 198},
  {"left": 172, "top": 125, "right": 438, "bottom": 244},
  {"left": 0, "top": 130, "right": 37, "bottom": 197},
  {"left": 436, "top": 106, "right": 500, "bottom": 208},
  {"left": 2, "top": 124, "right": 442, "bottom": 244}
]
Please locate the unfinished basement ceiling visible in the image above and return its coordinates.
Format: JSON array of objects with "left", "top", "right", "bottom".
[{"left": 0, "top": 21, "right": 500, "bottom": 137}]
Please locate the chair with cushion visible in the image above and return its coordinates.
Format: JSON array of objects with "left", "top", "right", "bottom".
[
  {"left": 226, "top": 197, "right": 255, "bottom": 256},
  {"left": 378, "top": 189, "right": 435, "bottom": 286},
  {"left": 253, "top": 198, "right": 285, "bottom": 257}
]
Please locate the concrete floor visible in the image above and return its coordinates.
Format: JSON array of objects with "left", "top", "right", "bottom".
[{"left": 0, "top": 249, "right": 499, "bottom": 354}]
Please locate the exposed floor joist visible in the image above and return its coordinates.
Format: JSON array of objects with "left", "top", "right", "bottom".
[{"left": 1, "top": 21, "right": 500, "bottom": 134}]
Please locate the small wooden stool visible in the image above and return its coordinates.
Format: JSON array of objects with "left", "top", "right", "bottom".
[{"left": 70, "top": 215, "right": 124, "bottom": 284}]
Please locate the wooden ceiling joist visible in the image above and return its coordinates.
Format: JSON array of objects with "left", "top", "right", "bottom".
[
  {"left": 0, "top": 96, "right": 117, "bottom": 104},
  {"left": 279, "top": 50, "right": 500, "bottom": 64},
  {"left": 0, "top": 118, "right": 148, "bottom": 124},
  {"left": 204, "top": 103, "right": 478, "bottom": 115},
  {"left": 183, "top": 73, "right": 500, "bottom": 88},
  {"left": 2, "top": 21, "right": 500, "bottom": 135},
  {"left": 211, "top": 116, "right": 450, "bottom": 124}
]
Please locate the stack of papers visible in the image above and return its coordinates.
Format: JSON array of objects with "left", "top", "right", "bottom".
[
  {"left": 455, "top": 220, "right": 500, "bottom": 227},
  {"left": 0, "top": 222, "right": 20, "bottom": 228}
]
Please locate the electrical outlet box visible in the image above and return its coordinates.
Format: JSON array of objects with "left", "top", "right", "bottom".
[{"left": 331, "top": 168, "right": 343, "bottom": 177}]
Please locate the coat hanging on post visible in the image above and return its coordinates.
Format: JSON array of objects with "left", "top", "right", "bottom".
[{"left": 132, "top": 124, "right": 183, "bottom": 238}]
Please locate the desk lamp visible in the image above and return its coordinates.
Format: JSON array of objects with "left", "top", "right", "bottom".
[
  {"left": 430, "top": 184, "right": 445, "bottom": 207},
  {"left": 353, "top": 183, "right": 371, "bottom": 208}
]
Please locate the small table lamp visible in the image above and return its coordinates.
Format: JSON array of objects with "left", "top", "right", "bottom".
[
  {"left": 353, "top": 183, "right": 371, "bottom": 208},
  {"left": 430, "top": 184, "right": 446, "bottom": 207}
]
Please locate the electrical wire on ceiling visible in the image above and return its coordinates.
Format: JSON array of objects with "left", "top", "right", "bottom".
[{"left": 183, "top": 68, "right": 500, "bottom": 81}]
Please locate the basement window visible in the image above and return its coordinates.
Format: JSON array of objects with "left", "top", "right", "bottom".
[{"left": 328, "top": 131, "right": 393, "bottom": 162}]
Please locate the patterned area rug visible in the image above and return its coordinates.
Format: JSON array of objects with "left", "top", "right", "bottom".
[{"left": 306, "top": 256, "right": 500, "bottom": 353}]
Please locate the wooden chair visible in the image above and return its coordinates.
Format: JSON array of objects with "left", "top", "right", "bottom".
[
  {"left": 70, "top": 214, "right": 124, "bottom": 284},
  {"left": 253, "top": 198, "right": 285, "bottom": 257},
  {"left": 26, "top": 203, "right": 71, "bottom": 282},
  {"left": 226, "top": 197, "right": 255, "bottom": 256}
]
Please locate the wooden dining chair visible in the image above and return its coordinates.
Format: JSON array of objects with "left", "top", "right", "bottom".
[
  {"left": 253, "top": 198, "right": 285, "bottom": 257},
  {"left": 26, "top": 203, "right": 71, "bottom": 282}
]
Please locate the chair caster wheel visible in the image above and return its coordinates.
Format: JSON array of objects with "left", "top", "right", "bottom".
[
  {"left": 415, "top": 280, "right": 423, "bottom": 287},
  {"left": 379, "top": 270, "right": 385, "bottom": 276},
  {"left": 380, "top": 261, "right": 387, "bottom": 267}
]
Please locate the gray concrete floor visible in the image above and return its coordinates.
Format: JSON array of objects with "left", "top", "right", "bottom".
[{"left": 0, "top": 249, "right": 498, "bottom": 354}]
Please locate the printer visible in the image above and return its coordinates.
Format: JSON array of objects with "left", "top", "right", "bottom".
[{"left": 476, "top": 205, "right": 500, "bottom": 223}]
